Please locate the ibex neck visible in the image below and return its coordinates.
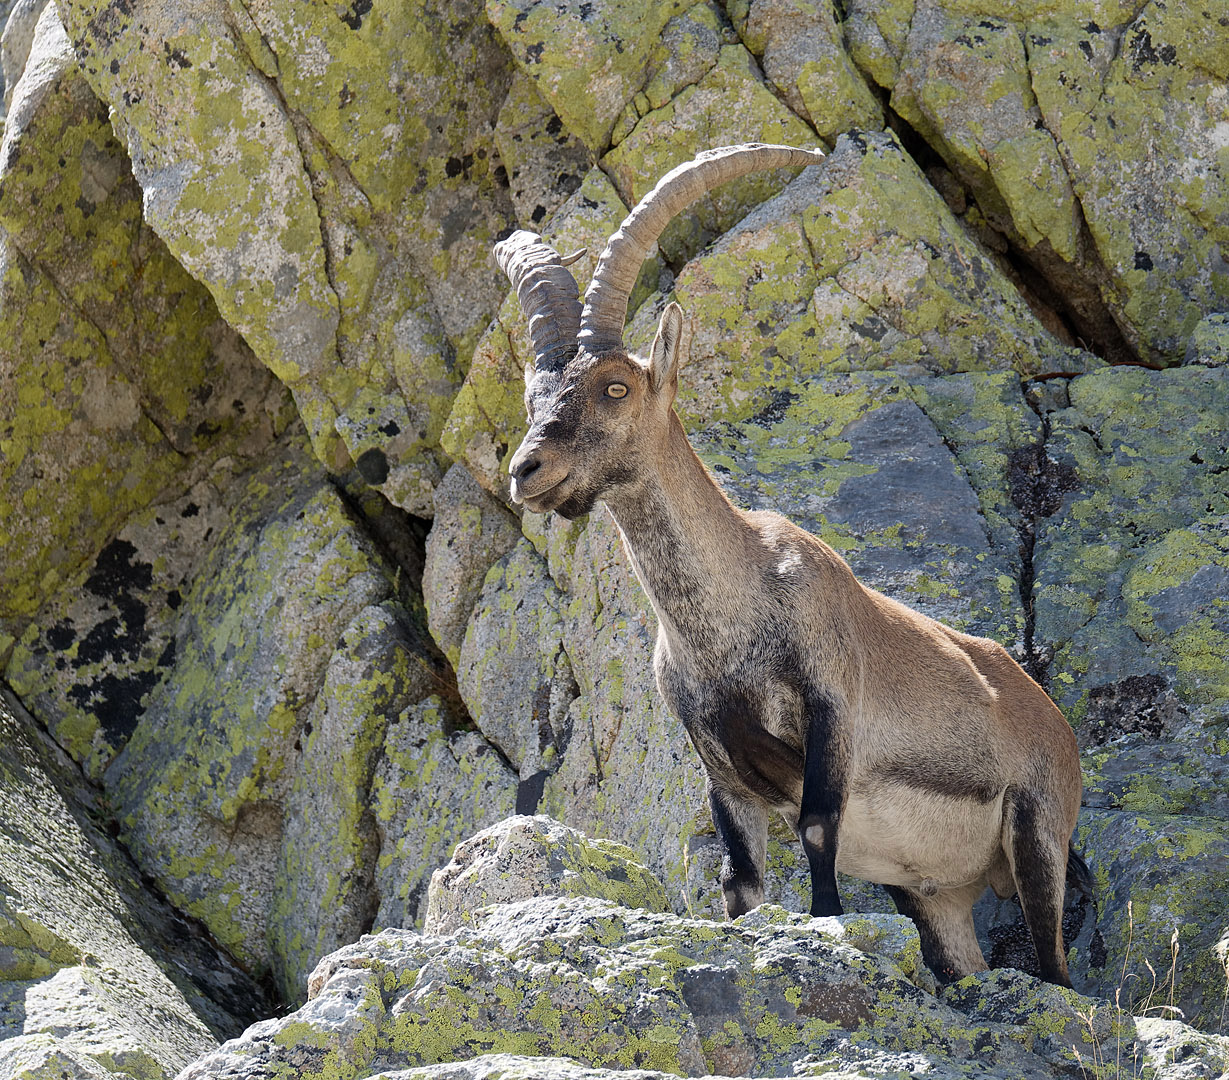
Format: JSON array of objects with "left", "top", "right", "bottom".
[{"left": 602, "top": 413, "right": 756, "bottom": 656}]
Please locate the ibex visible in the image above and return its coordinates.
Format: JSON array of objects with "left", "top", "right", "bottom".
[{"left": 495, "top": 143, "right": 1089, "bottom": 986}]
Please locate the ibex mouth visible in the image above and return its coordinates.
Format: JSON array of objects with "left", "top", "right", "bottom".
[{"left": 513, "top": 472, "right": 570, "bottom": 511}]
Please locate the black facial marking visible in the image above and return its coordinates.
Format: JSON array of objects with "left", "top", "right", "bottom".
[
  {"left": 551, "top": 486, "right": 601, "bottom": 520},
  {"left": 875, "top": 758, "right": 1002, "bottom": 804}
]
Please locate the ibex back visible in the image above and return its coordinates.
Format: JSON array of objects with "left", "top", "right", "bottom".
[{"left": 495, "top": 143, "right": 1089, "bottom": 986}]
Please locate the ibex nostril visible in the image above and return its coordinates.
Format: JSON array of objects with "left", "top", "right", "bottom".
[{"left": 512, "top": 455, "right": 540, "bottom": 483}]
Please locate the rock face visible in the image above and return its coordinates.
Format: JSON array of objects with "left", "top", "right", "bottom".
[
  {"left": 0, "top": 687, "right": 266, "bottom": 1078},
  {"left": 1, "top": 0, "right": 1228, "bottom": 1073},
  {"left": 177, "top": 818, "right": 1229, "bottom": 1080}
]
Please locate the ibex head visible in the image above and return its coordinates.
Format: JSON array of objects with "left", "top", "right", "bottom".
[{"left": 498, "top": 144, "right": 825, "bottom": 519}]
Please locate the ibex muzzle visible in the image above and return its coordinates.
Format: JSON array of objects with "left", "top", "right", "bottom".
[{"left": 495, "top": 143, "right": 1089, "bottom": 988}]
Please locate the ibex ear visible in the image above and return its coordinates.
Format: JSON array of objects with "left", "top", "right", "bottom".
[
  {"left": 649, "top": 302, "right": 685, "bottom": 394},
  {"left": 523, "top": 361, "right": 536, "bottom": 386}
]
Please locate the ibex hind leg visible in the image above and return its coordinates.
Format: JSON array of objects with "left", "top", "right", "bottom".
[
  {"left": 708, "top": 781, "right": 769, "bottom": 918},
  {"left": 1003, "top": 787, "right": 1074, "bottom": 988},
  {"left": 884, "top": 881, "right": 989, "bottom": 984}
]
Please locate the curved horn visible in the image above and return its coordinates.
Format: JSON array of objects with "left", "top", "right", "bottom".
[
  {"left": 494, "top": 231, "right": 586, "bottom": 371},
  {"left": 578, "top": 143, "right": 825, "bottom": 353}
]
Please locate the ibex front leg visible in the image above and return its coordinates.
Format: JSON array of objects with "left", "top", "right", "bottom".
[
  {"left": 798, "top": 694, "right": 844, "bottom": 917},
  {"left": 708, "top": 780, "right": 768, "bottom": 918}
]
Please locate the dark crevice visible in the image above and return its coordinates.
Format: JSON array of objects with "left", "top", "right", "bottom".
[
  {"left": 1006, "top": 387, "right": 1080, "bottom": 686},
  {"left": 1005, "top": 220, "right": 1146, "bottom": 367},
  {"left": 885, "top": 105, "right": 1146, "bottom": 367},
  {"left": 332, "top": 472, "right": 430, "bottom": 603},
  {"left": 329, "top": 474, "right": 482, "bottom": 743}
]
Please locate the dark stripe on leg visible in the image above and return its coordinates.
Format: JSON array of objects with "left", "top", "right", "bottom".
[
  {"left": 798, "top": 692, "right": 843, "bottom": 917},
  {"left": 1010, "top": 789, "right": 1072, "bottom": 987},
  {"left": 886, "top": 885, "right": 959, "bottom": 984},
  {"left": 709, "top": 781, "right": 766, "bottom": 918}
]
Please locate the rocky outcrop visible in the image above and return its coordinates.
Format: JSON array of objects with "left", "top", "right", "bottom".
[
  {"left": 176, "top": 818, "right": 1229, "bottom": 1080},
  {"left": 0, "top": 687, "right": 265, "bottom": 1078},
  {"left": 1, "top": 0, "right": 1227, "bottom": 1072},
  {"left": 424, "top": 815, "right": 671, "bottom": 934}
]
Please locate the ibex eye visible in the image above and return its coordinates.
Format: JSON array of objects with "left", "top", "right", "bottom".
[{"left": 606, "top": 383, "right": 628, "bottom": 399}]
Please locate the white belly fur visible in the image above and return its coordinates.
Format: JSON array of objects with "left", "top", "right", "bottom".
[{"left": 832, "top": 786, "right": 1007, "bottom": 890}]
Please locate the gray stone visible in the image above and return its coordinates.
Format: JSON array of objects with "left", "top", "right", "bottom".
[
  {"left": 1032, "top": 365, "right": 1229, "bottom": 721},
  {"left": 268, "top": 601, "right": 457, "bottom": 1004},
  {"left": 455, "top": 539, "right": 577, "bottom": 788},
  {"left": 176, "top": 881, "right": 1229, "bottom": 1080},
  {"left": 423, "top": 816, "right": 670, "bottom": 936},
  {"left": 0, "top": 1033, "right": 119, "bottom": 1079},
  {"left": 0, "top": 686, "right": 264, "bottom": 1076},
  {"left": 0, "top": 0, "right": 49, "bottom": 108},
  {"left": 738, "top": 0, "right": 882, "bottom": 139},
  {"left": 422, "top": 464, "right": 524, "bottom": 668},
  {"left": 372, "top": 704, "right": 518, "bottom": 933},
  {"left": 102, "top": 438, "right": 398, "bottom": 979},
  {"left": 493, "top": 71, "right": 593, "bottom": 229}
]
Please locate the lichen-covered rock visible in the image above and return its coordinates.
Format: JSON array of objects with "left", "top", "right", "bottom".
[
  {"left": 1080, "top": 725, "right": 1229, "bottom": 819},
  {"left": 629, "top": 131, "right": 1090, "bottom": 395},
  {"left": 0, "top": 1034, "right": 119, "bottom": 1080},
  {"left": 103, "top": 437, "right": 399, "bottom": 976},
  {"left": 1027, "top": 4, "right": 1229, "bottom": 363},
  {"left": 0, "top": 6, "right": 290, "bottom": 659},
  {"left": 882, "top": 2, "right": 1229, "bottom": 366},
  {"left": 1071, "top": 809, "right": 1229, "bottom": 1032},
  {"left": 57, "top": 0, "right": 340, "bottom": 394},
  {"left": 243, "top": 0, "right": 515, "bottom": 511},
  {"left": 268, "top": 601, "right": 460, "bottom": 1004},
  {"left": 842, "top": 0, "right": 915, "bottom": 90},
  {"left": 0, "top": 687, "right": 265, "bottom": 1078},
  {"left": 422, "top": 464, "right": 523, "bottom": 667},
  {"left": 1187, "top": 312, "right": 1229, "bottom": 367},
  {"left": 892, "top": 9, "right": 1081, "bottom": 262},
  {"left": 1031, "top": 365, "right": 1229, "bottom": 722},
  {"left": 456, "top": 538, "right": 578, "bottom": 794},
  {"left": 493, "top": 70, "right": 592, "bottom": 228},
  {"left": 371, "top": 699, "right": 518, "bottom": 933},
  {"left": 423, "top": 816, "right": 670, "bottom": 935},
  {"left": 5, "top": 485, "right": 232, "bottom": 780},
  {"left": 602, "top": 43, "right": 818, "bottom": 266},
  {"left": 55, "top": 0, "right": 516, "bottom": 501},
  {"left": 176, "top": 892, "right": 1229, "bottom": 1080},
  {"left": 736, "top": 0, "right": 884, "bottom": 140},
  {"left": 1132, "top": 1017, "right": 1229, "bottom": 1078},
  {"left": 485, "top": 0, "right": 704, "bottom": 153}
]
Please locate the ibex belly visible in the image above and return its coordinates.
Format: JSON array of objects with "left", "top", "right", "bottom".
[{"left": 833, "top": 783, "right": 1007, "bottom": 890}]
